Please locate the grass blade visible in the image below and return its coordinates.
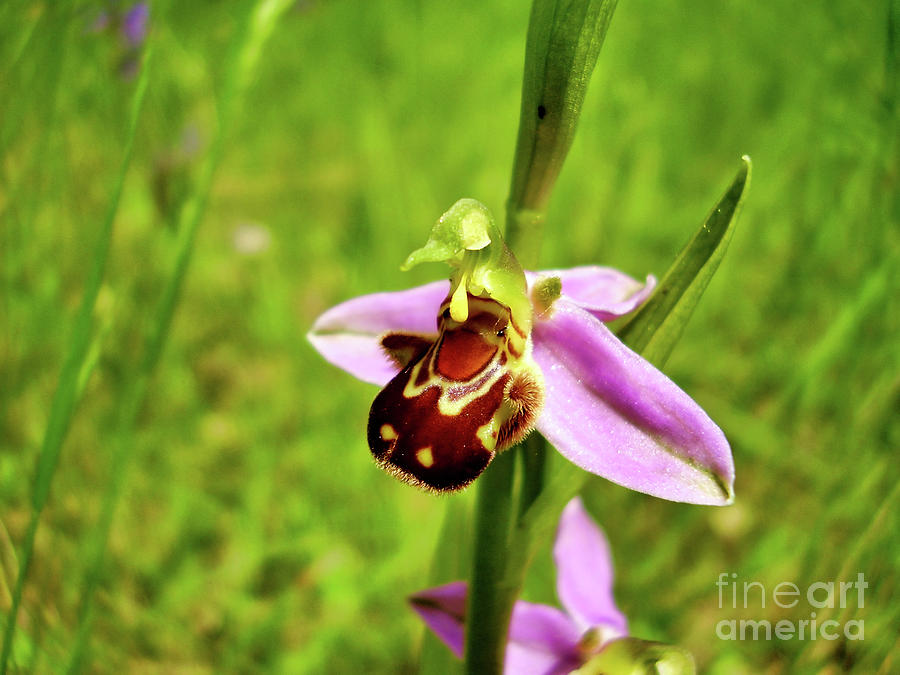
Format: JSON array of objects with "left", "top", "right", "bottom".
[
  {"left": 64, "top": 1, "right": 295, "bottom": 670},
  {"left": 0, "top": 43, "right": 154, "bottom": 675}
]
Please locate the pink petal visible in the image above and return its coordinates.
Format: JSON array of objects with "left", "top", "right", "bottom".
[
  {"left": 527, "top": 266, "right": 655, "bottom": 321},
  {"left": 307, "top": 280, "right": 447, "bottom": 385},
  {"left": 408, "top": 581, "right": 467, "bottom": 659},
  {"left": 410, "top": 582, "right": 582, "bottom": 673},
  {"left": 504, "top": 601, "right": 583, "bottom": 675},
  {"left": 308, "top": 267, "right": 651, "bottom": 386},
  {"left": 504, "top": 644, "right": 580, "bottom": 675},
  {"left": 533, "top": 300, "right": 735, "bottom": 505},
  {"left": 553, "top": 497, "right": 627, "bottom": 636}
]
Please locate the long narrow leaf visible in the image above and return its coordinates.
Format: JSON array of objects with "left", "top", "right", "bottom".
[
  {"left": 618, "top": 156, "right": 752, "bottom": 367},
  {"left": 506, "top": 0, "right": 619, "bottom": 267}
]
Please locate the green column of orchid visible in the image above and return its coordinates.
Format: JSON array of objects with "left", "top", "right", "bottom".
[{"left": 464, "top": 1, "right": 620, "bottom": 673}]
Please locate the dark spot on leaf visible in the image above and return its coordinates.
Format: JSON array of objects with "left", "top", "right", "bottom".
[{"left": 537, "top": 105, "right": 546, "bottom": 119}]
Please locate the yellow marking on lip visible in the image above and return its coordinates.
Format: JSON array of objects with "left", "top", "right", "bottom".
[
  {"left": 397, "top": 292, "right": 532, "bottom": 419},
  {"left": 476, "top": 422, "right": 497, "bottom": 452},
  {"left": 380, "top": 424, "right": 398, "bottom": 441},
  {"left": 402, "top": 354, "right": 505, "bottom": 418},
  {"left": 416, "top": 446, "right": 434, "bottom": 467}
]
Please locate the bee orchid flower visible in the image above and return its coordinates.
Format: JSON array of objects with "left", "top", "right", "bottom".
[{"left": 308, "top": 199, "right": 734, "bottom": 505}]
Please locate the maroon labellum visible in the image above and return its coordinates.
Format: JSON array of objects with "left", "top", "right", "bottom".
[{"left": 367, "top": 294, "right": 543, "bottom": 491}]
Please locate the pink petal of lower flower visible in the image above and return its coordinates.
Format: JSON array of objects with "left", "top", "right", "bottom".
[
  {"left": 307, "top": 280, "right": 447, "bottom": 385},
  {"left": 527, "top": 266, "right": 656, "bottom": 321},
  {"left": 553, "top": 497, "right": 628, "bottom": 635},
  {"left": 410, "top": 584, "right": 582, "bottom": 672},
  {"left": 533, "top": 300, "right": 735, "bottom": 505},
  {"left": 505, "top": 643, "right": 581, "bottom": 675},
  {"left": 408, "top": 581, "right": 468, "bottom": 659},
  {"left": 506, "top": 600, "right": 582, "bottom": 672}
]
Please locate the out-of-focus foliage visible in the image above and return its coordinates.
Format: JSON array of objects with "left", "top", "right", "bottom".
[{"left": 0, "top": 0, "right": 896, "bottom": 672}]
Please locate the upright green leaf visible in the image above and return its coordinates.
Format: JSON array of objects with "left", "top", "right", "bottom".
[
  {"left": 506, "top": 0, "right": 619, "bottom": 266},
  {"left": 617, "top": 156, "right": 752, "bottom": 367}
]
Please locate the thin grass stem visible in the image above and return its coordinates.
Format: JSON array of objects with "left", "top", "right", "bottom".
[
  {"left": 0, "top": 40, "right": 153, "bottom": 675},
  {"left": 64, "top": 1, "right": 295, "bottom": 670}
]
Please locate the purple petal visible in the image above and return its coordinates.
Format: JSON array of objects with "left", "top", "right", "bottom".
[
  {"left": 532, "top": 300, "right": 735, "bottom": 505},
  {"left": 553, "top": 497, "right": 628, "bottom": 636},
  {"left": 504, "top": 643, "right": 581, "bottom": 675},
  {"left": 122, "top": 3, "right": 149, "bottom": 47},
  {"left": 508, "top": 600, "right": 582, "bottom": 653},
  {"left": 307, "top": 280, "right": 448, "bottom": 385},
  {"left": 411, "top": 582, "right": 582, "bottom": 673},
  {"left": 503, "top": 600, "right": 583, "bottom": 675},
  {"left": 527, "top": 267, "right": 655, "bottom": 321},
  {"left": 408, "top": 581, "right": 467, "bottom": 659}
]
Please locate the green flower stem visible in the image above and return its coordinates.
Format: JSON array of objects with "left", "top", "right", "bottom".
[
  {"left": 505, "top": 207, "right": 546, "bottom": 279},
  {"left": 464, "top": 2, "right": 620, "bottom": 673},
  {"left": 463, "top": 449, "right": 517, "bottom": 674}
]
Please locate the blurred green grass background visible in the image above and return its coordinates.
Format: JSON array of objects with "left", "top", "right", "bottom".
[{"left": 1, "top": 0, "right": 897, "bottom": 672}]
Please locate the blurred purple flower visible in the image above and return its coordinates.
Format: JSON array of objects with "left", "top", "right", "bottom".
[
  {"left": 122, "top": 2, "right": 149, "bottom": 47},
  {"left": 409, "top": 497, "right": 627, "bottom": 673},
  {"left": 308, "top": 266, "right": 734, "bottom": 504},
  {"left": 85, "top": 2, "right": 149, "bottom": 79}
]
